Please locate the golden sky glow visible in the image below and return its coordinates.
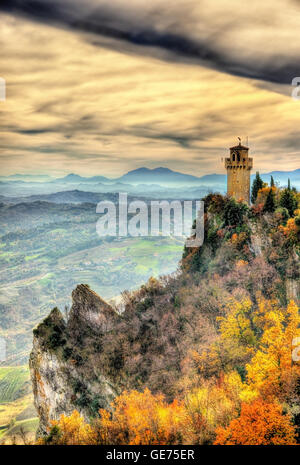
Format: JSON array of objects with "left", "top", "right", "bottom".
[{"left": 0, "top": 3, "right": 300, "bottom": 177}]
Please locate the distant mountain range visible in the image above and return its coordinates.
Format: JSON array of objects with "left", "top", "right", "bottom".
[
  {"left": 0, "top": 185, "right": 215, "bottom": 204},
  {"left": 55, "top": 174, "right": 109, "bottom": 184},
  {"left": 115, "top": 167, "right": 204, "bottom": 185},
  {"left": 36, "top": 167, "right": 300, "bottom": 187},
  {"left": 1, "top": 167, "right": 299, "bottom": 190},
  {"left": 54, "top": 167, "right": 230, "bottom": 186}
]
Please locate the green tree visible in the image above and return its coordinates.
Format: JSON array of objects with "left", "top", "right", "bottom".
[
  {"left": 251, "top": 172, "right": 264, "bottom": 204},
  {"left": 270, "top": 176, "right": 275, "bottom": 187},
  {"left": 223, "top": 198, "right": 249, "bottom": 227},
  {"left": 279, "top": 186, "right": 298, "bottom": 217},
  {"left": 264, "top": 188, "right": 276, "bottom": 213}
]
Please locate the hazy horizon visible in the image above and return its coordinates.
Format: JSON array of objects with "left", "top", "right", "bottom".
[{"left": 1, "top": 165, "right": 300, "bottom": 180}]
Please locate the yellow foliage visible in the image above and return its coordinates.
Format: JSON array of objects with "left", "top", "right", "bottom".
[
  {"left": 218, "top": 298, "right": 257, "bottom": 349},
  {"left": 191, "top": 299, "right": 259, "bottom": 378},
  {"left": 183, "top": 372, "right": 242, "bottom": 444},
  {"left": 242, "top": 300, "right": 300, "bottom": 402},
  {"left": 279, "top": 217, "right": 299, "bottom": 240},
  {"left": 257, "top": 186, "right": 279, "bottom": 205},
  {"left": 95, "top": 388, "right": 186, "bottom": 445},
  {"left": 38, "top": 410, "right": 95, "bottom": 445}
]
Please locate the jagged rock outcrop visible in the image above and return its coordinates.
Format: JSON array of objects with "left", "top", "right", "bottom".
[
  {"left": 68, "top": 284, "right": 119, "bottom": 335},
  {"left": 30, "top": 277, "right": 193, "bottom": 436},
  {"left": 29, "top": 286, "right": 119, "bottom": 436}
]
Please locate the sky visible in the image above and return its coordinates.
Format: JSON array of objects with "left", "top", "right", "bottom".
[{"left": 0, "top": 0, "right": 300, "bottom": 177}]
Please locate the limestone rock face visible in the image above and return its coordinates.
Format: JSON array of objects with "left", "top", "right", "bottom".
[
  {"left": 30, "top": 336, "right": 75, "bottom": 436},
  {"left": 249, "top": 223, "right": 299, "bottom": 304},
  {"left": 285, "top": 250, "right": 300, "bottom": 302},
  {"left": 250, "top": 222, "right": 271, "bottom": 257},
  {"left": 286, "top": 278, "right": 300, "bottom": 302},
  {"left": 68, "top": 284, "right": 118, "bottom": 334},
  {"left": 29, "top": 286, "right": 119, "bottom": 436}
]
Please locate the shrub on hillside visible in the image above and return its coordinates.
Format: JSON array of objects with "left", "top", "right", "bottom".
[{"left": 223, "top": 198, "right": 249, "bottom": 227}]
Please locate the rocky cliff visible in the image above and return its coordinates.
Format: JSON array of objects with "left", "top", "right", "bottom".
[
  {"left": 30, "top": 286, "right": 119, "bottom": 435},
  {"left": 30, "top": 197, "right": 300, "bottom": 435},
  {"left": 30, "top": 279, "right": 188, "bottom": 435}
]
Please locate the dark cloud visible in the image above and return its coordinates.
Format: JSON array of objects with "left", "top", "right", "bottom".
[
  {"left": 1, "top": 0, "right": 300, "bottom": 85},
  {"left": 17, "top": 128, "right": 55, "bottom": 134}
]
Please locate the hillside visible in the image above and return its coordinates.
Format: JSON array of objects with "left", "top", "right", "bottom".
[
  {"left": 30, "top": 188, "right": 300, "bottom": 443},
  {"left": 0, "top": 199, "right": 184, "bottom": 365}
]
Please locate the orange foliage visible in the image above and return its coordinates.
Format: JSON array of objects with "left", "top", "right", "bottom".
[
  {"left": 214, "top": 400, "right": 297, "bottom": 445},
  {"left": 236, "top": 259, "right": 248, "bottom": 268},
  {"left": 230, "top": 232, "right": 248, "bottom": 249},
  {"left": 38, "top": 410, "right": 95, "bottom": 445},
  {"left": 95, "top": 388, "right": 185, "bottom": 445},
  {"left": 257, "top": 186, "right": 278, "bottom": 205},
  {"left": 279, "top": 217, "right": 300, "bottom": 241},
  {"left": 231, "top": 233, "right": 238, "bottom": 242}
]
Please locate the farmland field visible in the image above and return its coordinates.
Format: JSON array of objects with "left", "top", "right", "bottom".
[{"left": 0, "top": 366, "right": 37, "bottom": 443}]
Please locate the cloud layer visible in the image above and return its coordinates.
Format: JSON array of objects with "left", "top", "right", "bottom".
[
  {"left": 0, "top": 3, "right": 300, "bottom": 176},
  {"left": 2, "top": 0, "right": 300, "bottom": 84}
]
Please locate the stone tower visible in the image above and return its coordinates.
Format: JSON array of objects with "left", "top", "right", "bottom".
[{"left": 225, "top": 140, "right": 253, "bottom": 204}]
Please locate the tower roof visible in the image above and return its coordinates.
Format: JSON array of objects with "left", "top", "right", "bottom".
[{"left": 230, "top": 144, "right": 249, "bottom": 150}]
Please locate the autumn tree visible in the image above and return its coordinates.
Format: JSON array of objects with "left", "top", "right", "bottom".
[
  {"left": 94, "top": 388, "right": 185, "bottom": 445},
  {"left": 214, "top": 400, "right": 297, "bottom": 445},
  {"left": 184, "top": 372, "right": 242, "bottom": 444},
  {"left": 39, "top": 411, "right": 95, "bottom": 445},
  {"left": 242, "top": 300, "right": 300, "bottom": 403},
  {"left": 279, "top": 217, "right": 300, "bottom": 244},
  {"left": 193, "top": 298, "right": 259, "bottom": 378}
]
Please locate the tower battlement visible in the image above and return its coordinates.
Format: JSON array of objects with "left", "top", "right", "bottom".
[{"left": 225, "top": 141, "right": 253, "bottom": 204}]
